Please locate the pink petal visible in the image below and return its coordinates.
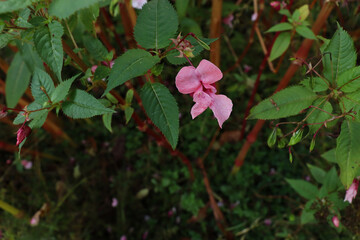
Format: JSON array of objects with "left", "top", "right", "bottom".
[
  {"left": 332, "top": 216, "right": 340, "bottom": 228},
  {"left": 209, "top": 94, "right": 233, "bottom": 128},
  {"left": 344, "top": 178, "right": 359, "bottom": 204},
  {"left": 175, "top": 66, "right": 202, "bottom": 94},
  {"left": 196, "top": 60, "right": 223, "bottom": 85},
  {"left": 191, "top": 91, "right": 212, "bottom": 119},
  {"left": 132, "top": 0, "right": 147, "bottom": 9}
]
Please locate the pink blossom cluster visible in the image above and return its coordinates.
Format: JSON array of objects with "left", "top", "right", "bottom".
[
  {"left": 171, "top": 34, "right": 195, "bottom": 58},
  {"left": 175, "top": 60, "right": 233, "bottom": 128}
]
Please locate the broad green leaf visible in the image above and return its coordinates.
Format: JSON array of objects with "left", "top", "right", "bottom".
[
  {"left": 16, "top": 41, "right": 44, "bottom": 72},
  {"left": 29, "top": 109, "right": 48, "bottom": 129},
  {"left": 134, "top": 0, "right": 178, "bottom": 50},
  {"left": 179, "top": 18, "right": 202, "bottom": 37},
  {"left": 300, "top": 77, "right": 329, "bottom": 92},
  {"left": 31, "top": 68, "right": 55, "bottom": 104},
  {"left": 5, "top": 53, "right": 31, "bottom": 108},
  {"left": 323, "top": 25, "right": 356, "bottom": 84},
  {"left": 337, "top": 66, "right": 360, "bottom": 93},
  {"left": 278, "top": 9, "right": 291, "bottom": 18},
  {"left": 33, "top": 21, "right": 64, "bottom": 81},
  {"left": 103, "top": 49, "right": 160, "bottom": 96},
  {"left": 321, "top": 148, "right": 336, "bottom": 163},
  {"left": 51, "top": 74, "right": 79, "bottom": 103},
  {"left": 266, "top": 22, "right": 293, "bottom": 33},
  {"left": 0, "top": 0, "right": 35, "bottom": 14},
  {"left": 140, "top": 82, "right": 179, "bottom": 149},
  {"left": 301, "top": 200, "right": 316, "bottom": 224},
  {"left": 15, "top": 8, "right": 32, "bottom": 28},
  {"left": 83, "top": 36, "right": 109, "bottom": 61},
  {"left": 13, "top": 102, "right": 48, "bottom": 128},
  {"left": 286, "top": 178, "right": 318, "bottom": 200},
  {"left": 307, "top": 164, "right": 326, "bottom": 184},
  {"left": 93, "top": 66, "right": 111, "bottom": 81},
  {"left": 78, "top": 4, "right": 99, "bottom": 35},
  {"left": 336, "top": 120, "right": 360, "bottom": 188},
  {"left": 49, "top": 0, "right": 102, "bottom": 19},
  {"left": 323, "top": 167, "right": 340, "bottom": 193},
  {"left": 306, "top": 99, "right": 333, "bottom": 134},
  {"left": 295, "top": 25, "right": 317, "bottom": 40},
  {"left": 339, "top": 90, "right": 360, "bottom": 121},
  {"left": 248, "top": 86, "right": 317, "bottom": 120},
  {"left": 269, "top": 32, "right": 291, "bottom": 61},
  {"left": 62, "top": 89, "right": 115, "bottom": 119},
  {"left": 0, "top": 34, "right": 14, "bottom": 49},
  {"left": 175, "top": 0, "right": 189, "bottom": 19}
]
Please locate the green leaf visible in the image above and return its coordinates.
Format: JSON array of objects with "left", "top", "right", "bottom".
[
  {"left": 49, "top": 0, "right": 102, "bottom": 19},
  {"left": 336, "top": 120, "right": 360, "bottom": 188},
  {"left": 93, "top": 66, "right": 111, "bottom": 81},
  {"left": 269, "top": 32, "right": 291, "bottom": 61},
  {"left": 103, "top": 49, "right": 160, "bottom": 96},
  {"left": 125, "top": 89, "right": 134, "bottom": 104},
  {"left": 301, "top": 201, "right": 317, "bottom": 225},
  {"left": 322, "top": 25, "right": 356, "bottom": 84},
  {"left": 62, "top": 89, "right": 115, "bottom": 119},
  {"left": 0, "top": 0, "right": 35, "bottom": 14},
  {"left": 140, "top": 82, "right": 179, "bottom": 149},
  {"left": 267, "top": 128, "right": 277, "bottom": 148},
  {"left": 125, "top": 107, "right": 134, "bottom": 124},
  {"left": 248, "top": 86, "right": 317, "bottom": 120},
  {"left": 278, "top": 9, "right": 291, "bottom": 18},
  {"left": 5, "top": 53, "right": 31, "bottom": 108},
  {"left": 337, "top": 66, "right": 360, "bottom": 93},
  {"left": 300, "top": 77, "right": 329, "bottom": 92},
  {"left": 0, "top": 34, "right": 14, "bottom": 49},
  {"left": 286, "top": 178, "right": 318, "bottom": 200},
  {"left": 33, "top": 21, "right": 64, "bottom": 81},
  {"left": 339, "top": 90, "right": 360, "bottom": 121},
  {"left": 51, "top": 74, "right": 79, "bottom": 103},
  {"left": 16, "top": 41, "right": 44, "bottom": 72},
  {"left": 83, "top": 36, "right": 109, "bottom": 61},
  {"left": 134, "top": 0, "right": 178, "bottom": 50},
  {"left": 321, "top": 148, "right": 336, "bottom": 163},
  {"left": 266, "top": 22, "right": 293, "bottom": 33},
  {"left": 13, "top": 102, "right": 48, "bottom": 129},
  {"left": 31, "top": 68, "right": 55, "bottom": 104},
  {"left": 78, "top": 4, "right": 99, "bottom": 35},
  {"left": 307, "top": 164, "right": 326, "bottom": 184},
  {"left": 323, "top": 167, "right": 340, "bottom": 193},
  {"left": 295, "top": 25, "right": 317, "bottom": 40},
  {"left": 102, "top": 110, "right": 113, "bottom": 133},
  {"left": 175, "top": 0, "right": 189, "bottom": 19},
  {"left": 306, "top": 99, "right": 333, "bottom": 134}
]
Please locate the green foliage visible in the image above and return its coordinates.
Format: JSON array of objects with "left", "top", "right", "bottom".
[
  {"left": 307, "top": 164, "right": 326, "bottom": 184},
  {"left": 48, "top": 0, "right": 102, "bottom": 19},
  {"left": 269, "top": 32, "right": 291, "bottom": 61},
  {"left": 0, "top": 34, "right": 14, "bottom": 49},
  {"left": 104, "top": 49, "right": 160, "bottom": 96},
  {"left": 322, "top": 25, "right": 356, "bottom": 84},
  {"left": 16, "top": 42, "right": 44, "bottom": 72},
  {"left": 31, "top": 68, "right": 55, "bottom": 104},
  {"left": 5, "top": 53, "right": 31, "bottom": 108},
  {"left": 50, "top": 74, "right": 79, "bottom": 103},
  {"left": 286, "top": 179, "right": 318, "bottom": 200},
  {"left": 306, "top": 99, "right": 333, "bottom": 134},
  {"left": 140, "top": 82, "right": 179, "bottom": 149},
  {"left": 33, "top": 21, "right": 64, "bottom": 81},
  {"left": 0, "top": 0, "right": 35, "bottom": 14},
  {"left": 337, "top": 66, "right": 360, "bottom": 93},
  {"left": 266, "top": 22, "right": 293, "bottom": 33},
  {"left": 62, "top": 89, "right": 115, "bottom": 118},
  {"left": 295, "top": 25, "right": 317, "bottom": 40},
  {"left": 83, "top": 36, "right": 111, "bottom": 62},
  {"left": 180, "top": 193, "right": 205, "bottom": 216},
  {"left": 13, "top": 102, "right": 48, "bottom": 129},
  {"left": 248, "top": 86, "right": 317, "bottom": 120},
  {"left": 336, "top": 120, "right": 360, "bottom": 188},
  {"left": 134, "top": 0, "right": 178, "bottom": 50}
]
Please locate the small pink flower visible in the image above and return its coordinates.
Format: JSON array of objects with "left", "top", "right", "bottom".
[
  {"left": 21, "top": 160, "right": 33, "bottom": 170},
  {"left": 270, "top": 1, "right": 287, "bottom": 11},
  {"left": 30, "top": 216, "right": 39, "bottom": 226},
  {"left": 251, "top": 13, "right": 258, "bottom": 21},
  {"left": 344, "top": 178, "right": 359, "bottom": 204},
  {"left": 332, "top": 216, "right": 340, "bottom": 228},
  {"left": 264, "top": 218, "right": 272, "bottom": 226},
  {"left": 91, "top": 65, "right": 98, "bottom": 73},
  {"left": 223, "top": 14, "right": 234, "bottom": 28},
  {"left": 175, "top": 60, "right": 233, "bottom": 128},
  {"left": 16, "top": 124, "right": 31, "bottom": 146},
  {"left": 305, "top": 175, "right": 311, "bottom": 181},
  {"left": 6, "top": 159, "right": 12, "bottom": 165},
  {"left": 111, "top": 198, "right": 118, "bottom": 207},
  {"left": 243, "top": 64, "right": 252, "bottom": 73},
  {"left": 132, "top": 0, "right": 147, "bottom": 9}
]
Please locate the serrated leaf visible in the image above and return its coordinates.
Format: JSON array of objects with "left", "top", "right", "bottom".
[
  {"left": 31, "top": 68, "right": 55, "bottom": 104},
  {"left": 300, "top": 77, "right": 329, "bottom": 92},
  {"left": 307, "top": 164, "right": 326, "bottom": 184},
  {"left": 62, "top": 89, "right": 115, "bottom": 119},
  {"left": 16, "top": 41, "right": 44, "bottom": 72},
  {"left": 322, "top": 25, "right": 356, "bottom": 84},
  {"left": 306, "top": 99, "right": 332, "bottom": 134},
  {"left": 93, "top": 66, "right": 111, "bottom": 81},
  {"left": 269, "top": 32, "right": 291, "bottom": 61},
  {"left": 78, "top": 4, "right": 99, "bottom": 35},
  {"left": 337, "top": 66, "right": 360, "bottom": 93},
  {"left": 140, "top": 82, "right": 179, "bottom": 149},
  {"left": 336, "top": 120, "right": 360, "bottom": 188},
  {"left": 134, "top": 0, "right": 178, "bottom": 50},
  {"left": 340, "top": 90, "right": 360, "bottom": 121},
  {"left": 248, "top": 86, "right": 317, "bottom": 120},
  {"left": 33, "top": 21, "right": 64, "bottom": 81},
  {"left": 5, "top": 53, "right": 31, "bottom": 108},
  {"left": 0, "top": 34, "right": 14, "bottom": 49},
  {"left": 49, "top": 0, "right": 102, "bottom": 19},
  {"left": 295, "top": 25, "right": 317, "bottom": 40},
  {"left": 51, "top": 74, "right": 79, "bottom": 103},
  {"left": 29, "top": 109, "right": 48, "bottom": 129},
  {"left": 83, "top": 35, "right": 108, "bottom": 61},
  {"left": 286, "top": 178, "right": 318, "bottom": 200},
  {"left": 13, "top": 102, "right": 48, "bottom": 129},
  {"left": 266, "top": 22, "right": 293, "bottom": 33},
  {"left": 0, "top": 0, "right": 35, "bottom": 14},
  {"left": 103, "top": 49, "right": 160, "bottom": 96},
  {"left": 175, "top": 0, "right": 189, "bottom": 19}
]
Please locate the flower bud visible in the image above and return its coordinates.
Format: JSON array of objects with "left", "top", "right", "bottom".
[{"left": 16, "top": 125, "right": 31, "bottom": 146}]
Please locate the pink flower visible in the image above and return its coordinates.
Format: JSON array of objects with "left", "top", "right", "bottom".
[
  {"left": 132, "top": 0, "right": 147, "bottom": 9},
  {"left": 30, "top": 216, "right": 39, "bottom": 226},
  {"left": 21, "top": 160, "right": 33, "bottom": 170},
  {"left": 223, "top": 14, "right": 234, "bottom": 28},
  {"left": 16, "top": 124, "right": 31, "bottom": 146},
  {"left": 332, "top": 216, "right": 340, "bottom": 228},
  {"left": 175, "top": 60, "right": 233, "bottom": 128},
  {"left": 344, "top": 178, "right": 359, "bottom": 204},
  {"left": 264, "top": 218, "right": 272, "bottom": 226},
  {"left": 270, "top": 1, "right": 287, "bottom": 11},
  {"left": 251, "top": 13, "right": 258, "bottom": 21},
  {"left": 111, "top": 198, "right": 118, "bottom": 207}
]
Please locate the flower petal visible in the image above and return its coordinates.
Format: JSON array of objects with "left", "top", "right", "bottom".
[
  {"left": 175, "top": 66, "right": 202, "bottom": 94},
  {"left": 196, "top": 60, "right": 223, "bottom": 85},
  {"left": 191, "top": 91, "right": 212, "bottom": 119},
  {"left": 209, "top": 94, "right": 233, "bottom": 128},
  {"left": 344, "top": 178, "right": 359, "bottom": 204}
]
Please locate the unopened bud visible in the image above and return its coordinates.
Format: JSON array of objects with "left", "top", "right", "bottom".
[{"left": 16, "top": 124, "right": 31, "bottom": 146}]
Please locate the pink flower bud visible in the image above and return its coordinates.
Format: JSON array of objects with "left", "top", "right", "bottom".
[
  {"left": 344, "top": 178, "right": 359, "bottom": 204},
  {"left": 16, "top": 124, "right": 31, "bottom": 146},
  {"left": 30, "top": 216, "right": 39, "bottom": 226},
  {"left": 332, "top": 216, "right": 340, "bottom": 228},
  {"left": 270, "top": 1, "right": 281, "bottom": 11},
  {"left": 264, "top": 218, "right": 272, "bottom": 226}
]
